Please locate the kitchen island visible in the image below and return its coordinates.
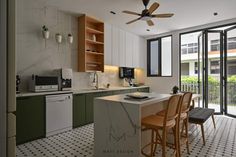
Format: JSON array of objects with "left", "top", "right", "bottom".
[{"left": 94, "top": 93, "right": 172, "bottom": 157}]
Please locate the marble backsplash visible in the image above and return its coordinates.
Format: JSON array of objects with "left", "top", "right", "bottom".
[{"left": 16, "top": 0, "right": 145, "bottom": 92}]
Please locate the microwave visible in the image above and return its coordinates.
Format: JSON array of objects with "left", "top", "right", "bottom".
[
  {"left": 29, "top": 75, "right": 59, "bottom": 92},
  {"left": 119, "top": 67, "right": 134, "bottom": 79}
]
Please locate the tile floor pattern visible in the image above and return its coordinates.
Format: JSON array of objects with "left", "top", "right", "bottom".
[{"left": 17, "top": 116, "right": 236, "bottom": 157}]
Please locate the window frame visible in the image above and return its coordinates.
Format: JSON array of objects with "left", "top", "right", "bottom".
[{"left": 147, "top": 35, "right": 173, "bottom": 77}]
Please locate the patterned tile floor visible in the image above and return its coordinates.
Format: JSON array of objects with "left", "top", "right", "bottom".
[{"left": 17, "top": 116, "right": 236, "bottom": 157}]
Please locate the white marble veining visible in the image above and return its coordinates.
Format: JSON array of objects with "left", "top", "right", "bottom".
[{"left": 94, "top": 93, "right": 170, "bottom": 157}]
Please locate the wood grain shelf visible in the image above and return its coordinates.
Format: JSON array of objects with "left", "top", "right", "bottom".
[
  {"left": 86, "top": 27, "right": 104, "bottom": 34},
  {"left": 78, "top": 15, "right": 104, "bottom": 72},
  {"left": 86, "top": 61, "right": 102, "bottom": 65},
  {"left": 86, "top": 51, "right": 104, "bottom": 56},
  {"left": 86, "top": 39, "right": 104, "bottom": 45}
]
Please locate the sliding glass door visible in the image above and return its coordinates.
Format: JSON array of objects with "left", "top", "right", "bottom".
[
  {"left": 225, "top": 26, "right": 236, "bottom": 117},
  {"left": 202, "top": 30, "right": 223, "bottom": 113},
  {"left": 180, "top": 24, "right": 236, "bottom": 116}
]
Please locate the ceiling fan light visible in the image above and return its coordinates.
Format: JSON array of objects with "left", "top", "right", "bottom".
[{"left": 141, "top": 16, "right": 152, "bottom": 21}]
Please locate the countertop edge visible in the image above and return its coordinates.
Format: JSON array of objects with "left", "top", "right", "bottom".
[{"left": 16, "top": 86, "right": 150, "bottom": 97}]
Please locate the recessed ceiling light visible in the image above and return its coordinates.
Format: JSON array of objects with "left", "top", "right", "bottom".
[
  {"left": 214, "top": 12, "right": 218, "bottom": 16},
  {"left": 110, "top": 11, "right": 116, "bottom": 15}
]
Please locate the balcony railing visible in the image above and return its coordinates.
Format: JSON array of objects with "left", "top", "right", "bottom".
[{"left": 181, "top": 82, "right": 236, "bottom": 105}]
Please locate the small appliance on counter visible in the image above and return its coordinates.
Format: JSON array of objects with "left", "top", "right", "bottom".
[
  {"left": 119, "top": 67, "right": 135, "bottom": 87},
  {"left": 29, "top": 75, "right": 59, "bottom": 92},
  {"left": 55, "top": 68, "right": 73, "bottom": 91},
  {"left": 16, "top": 75, "right": 21, "bottom": 93}
]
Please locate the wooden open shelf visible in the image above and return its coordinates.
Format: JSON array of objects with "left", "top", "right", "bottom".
[
  {"left": 86, "top": 27, "right": 104, "bottom": 34},
  {"left": 86, "top": 51, "right": 104, "bottom": 56},
  {"left": 78, "top": 15, "right": 104, "bottom": 72},
  {"left": 86, "top": 39, "right": 104, "bottom": 45}
]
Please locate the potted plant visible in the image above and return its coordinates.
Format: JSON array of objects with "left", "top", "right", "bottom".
[
  {"left": 55, "top": 33, "right": 62, "bottom": 44},
  {"left": 42, "top": 25, "right": 50, "bottom": 39},
  {"left": 68, "top": 33, "right": 73, "bottom": 44},
  {"left": 172, "top": 86, "right": 179, "bottom": 94}
]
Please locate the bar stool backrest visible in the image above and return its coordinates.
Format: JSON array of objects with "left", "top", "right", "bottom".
[
  {"left": 164, "top": 95, "right": 182, "bottom": 122},
  {"left": 180, "top": 92, "right": 193, "bottom": 113}
]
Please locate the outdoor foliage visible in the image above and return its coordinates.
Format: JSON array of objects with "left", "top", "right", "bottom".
[
  {"left": 181, "top": 75, "right": 236, "bottom": 105},
  {"left": 181, "top": 76, "right": 218, "bottom": 84},
  {"left": 181, "top": 76, "right": 219, "bottom": 104},
  {"left": 228, "top": 75, "right": 236, "bottom": 82},
  {"left": 228, "top": 75, "right": 236, "bottom": 104}
]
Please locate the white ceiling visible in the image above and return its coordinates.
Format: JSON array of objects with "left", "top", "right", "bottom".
[{"left": 46, "top": 0, "right": 236, "bottom": 36}]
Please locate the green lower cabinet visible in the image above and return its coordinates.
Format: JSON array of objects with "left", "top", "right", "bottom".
[
  {"left": 16, "top": 96, "right": 45, "bottom": 145},
  {"left": 85, "top": 93, "right": 101, "bottom": 124},
  {"left": 137, "top": 87, "right": 150, "bottom": 93},
  {"left": 130, "top": 88, "right": 138, "bottom": 93},
  {"left": 100, "top": 91, "right": 112, "bottom": 97},
  {"left": 112, "top": 90, "right": 130, "bottom": 95},
  {"left": 73, "top": 94, "right": 86, "bottom": 128}
]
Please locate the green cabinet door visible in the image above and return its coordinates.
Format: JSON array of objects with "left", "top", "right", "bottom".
[
  {"left": 112, "top": 90, "right": 130, "bottom": 95},
  {"left": 16, "top": 96, "right": 45, "bottom": 145},
  {"left": 73, "top": 94, "right": 86, "bottom": 128},
  {"left": 100, "top": 91, "right": 112, "bottom": 97},
  {"left": 85, "top": 92, "right": 101, "bottom": 124},
  {"left": 130, "top": 88, "right": 138, "bottom": 93},
  {"left": 137, "top": 87, "right": 150, "bottom": 93}
]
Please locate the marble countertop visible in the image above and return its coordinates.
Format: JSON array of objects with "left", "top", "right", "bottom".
[
  {"left": 95, "top": 93, "right": 172, "bottom": 107},
  {"left": 16, "top": 86, "right": 149, "bottom": 97}
]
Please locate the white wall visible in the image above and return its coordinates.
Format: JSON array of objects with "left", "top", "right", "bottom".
[
  {"left": 145, "top": 18, "right": 236, "bottom": 93},
  {"left": 16, "top": 0, "right": 145, "bottom": 92}
]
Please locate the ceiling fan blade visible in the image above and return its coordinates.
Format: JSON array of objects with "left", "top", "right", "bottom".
[
  {"left": 148, "top": 2, "right": 159, "bottom": 14},
  {"left": 126, "top": 17, "right": 141, "bottom": 24},
  {"left": 152, "top": 13, "right": 174, "bottom": 18},
  {"left": 122, "top": 10, "right": 141, "bottom": 16},
  {"left": 146, "top": 20, "right": 154, "bottom": 26}
]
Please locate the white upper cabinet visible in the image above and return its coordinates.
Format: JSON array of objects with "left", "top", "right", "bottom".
[
  {"left": 119, "top": 29, "right": 126, "bottom": 67},
  {"left": 104, "top": 23, "right": 112, "bottom": 65},
  {"left": 104, "top": 23, "right": 146, "bottom": 68},
  {"left": 132, "top": 35, "right": 140, "bottom": 68},
  {"left": 125, "top": 32, "right": 133, "bottom": 67},
  {"left": 111, "top": 26, "right": 119, "bottom": 66},
  {"left": 139, "top": 37, "right": 146, "bottom": 69}
]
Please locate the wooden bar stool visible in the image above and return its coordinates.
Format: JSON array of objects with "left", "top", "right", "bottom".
[
  {"left": 141, "top": 95, "right": 182, "bottom": 157},
  {"left": 178, "top": 92, "right": 192, "bottom": 156},
  {"left": 156, "top": 92, "right": 193, "bottom": 157}
]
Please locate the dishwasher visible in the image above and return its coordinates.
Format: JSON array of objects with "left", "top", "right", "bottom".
[{"left": 46, "top": 93, "right": 72, "bottom": 137}]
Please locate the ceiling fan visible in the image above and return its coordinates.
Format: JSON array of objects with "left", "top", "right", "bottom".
[{"left": 122, "top": 0, "right": 174, "bottom": 26}]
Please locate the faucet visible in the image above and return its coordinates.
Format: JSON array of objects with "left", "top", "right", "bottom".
[{"left": 93, "top": 71, "right": 99, "bottom": 89}]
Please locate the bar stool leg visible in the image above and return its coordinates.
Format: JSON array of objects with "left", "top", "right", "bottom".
[
  {"left": 185, "top": 119, "right": 190, "bottom": 154},
  {"left": 153, "top": 130, "right": 158, "bottom": 157},
  {"left": 162, "top": 129, "right": 167, "bottom": 157},
  {"left": 200, "top": 124, "right": 206, "bottom": 145},
  {"left": 211, "top": 114, "right": 216, "bottom": 129}
]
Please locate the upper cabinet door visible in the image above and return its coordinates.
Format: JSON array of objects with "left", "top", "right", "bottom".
[
  {"left": 104, "top": 23, "right": 112, "bottom": 65},
  {"left": 125, "top": 32, "right": 133, "bottom": 67},
  {"left": 132, "top": 35, "right": 140, "bottom": 68},
  {"left": 119, "top": 29, "right": 126, "bottom": 67},
  {"left": 111, "top": 26, "right": 119, "bottom": 66},
  {"left": 139, "top": 37, "right": 146, "bottom": 69}
]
